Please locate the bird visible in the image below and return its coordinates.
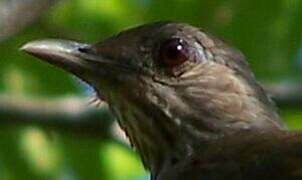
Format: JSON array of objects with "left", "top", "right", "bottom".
[{"left": 21, "top": 22, "right": 289, "bottom": 179}]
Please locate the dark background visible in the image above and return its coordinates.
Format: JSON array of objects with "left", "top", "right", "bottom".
[{"left": 0, "top": 0, "right": 301, "bottom": 179}]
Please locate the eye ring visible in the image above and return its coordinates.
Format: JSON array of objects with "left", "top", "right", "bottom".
[{"left": 156, "top": 38, "right": 189, "bottom": 67}]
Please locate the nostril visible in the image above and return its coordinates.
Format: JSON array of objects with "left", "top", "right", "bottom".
[{"left": 78, "top": 45, "right": 91, "bottom": 53}]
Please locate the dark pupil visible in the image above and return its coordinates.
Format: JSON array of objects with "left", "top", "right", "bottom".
[{"left": 159, "top": 38, "right": 188, "bottom": 67}]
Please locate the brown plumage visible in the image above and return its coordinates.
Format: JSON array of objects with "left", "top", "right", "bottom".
[
  {"left": 159, "top": 130, "right": 302, "bottom": 180},
  {"left": 21, "top": 22, "right": 291, "bottom": 179}
]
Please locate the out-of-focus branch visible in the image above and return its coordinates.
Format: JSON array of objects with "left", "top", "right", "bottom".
[
  {"left": 0, "top": 95, "right": 115, "bottom": 138},
  {"left": 264, "top": 82, "right": 302, "bottom": 107},
  {"left": 0, "top": 0, "right": 58, "bottom": 42}
]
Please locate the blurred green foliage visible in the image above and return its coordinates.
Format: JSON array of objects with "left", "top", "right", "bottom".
[{"left": 0, "top": 0, "right": 301, "bottom": 179}]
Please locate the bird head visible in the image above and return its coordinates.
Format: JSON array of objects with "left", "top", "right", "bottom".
[{"left": 21, "top": 22, "right": 283, "bottom": 175}]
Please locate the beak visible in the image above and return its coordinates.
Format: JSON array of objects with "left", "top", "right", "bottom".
[
  {"left": 20, "top": 39, "right": 138, "bottom": 80},
  {"left": 20, "top": 39, "right": 96, "bottom": 76}
]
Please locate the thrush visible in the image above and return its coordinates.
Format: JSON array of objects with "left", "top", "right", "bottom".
[{"left": 21, "top": 22, "right": 287, "bottom": 179}]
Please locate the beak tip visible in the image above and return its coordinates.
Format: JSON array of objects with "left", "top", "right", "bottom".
[
  {"left": 20, "top": 43, "right": 31, "bottom": 52},
  {"left": 20, "top": 40, "right": 44, "bottom": 55}
]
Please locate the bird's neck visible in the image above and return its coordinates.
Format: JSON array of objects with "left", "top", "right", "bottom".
[
  {"left": 105, "top": 91, "right": 206, "bottom": 176},
  {"left": 106, "top": 89, "right": 283, "bottom": 177},
  {"left": 96, "top": 64, "right": 284, "bottom": 177}
]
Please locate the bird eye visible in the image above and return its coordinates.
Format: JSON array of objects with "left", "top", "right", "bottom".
[{"left": 157, "top": 38, "right": 189, "bottom": 67}]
